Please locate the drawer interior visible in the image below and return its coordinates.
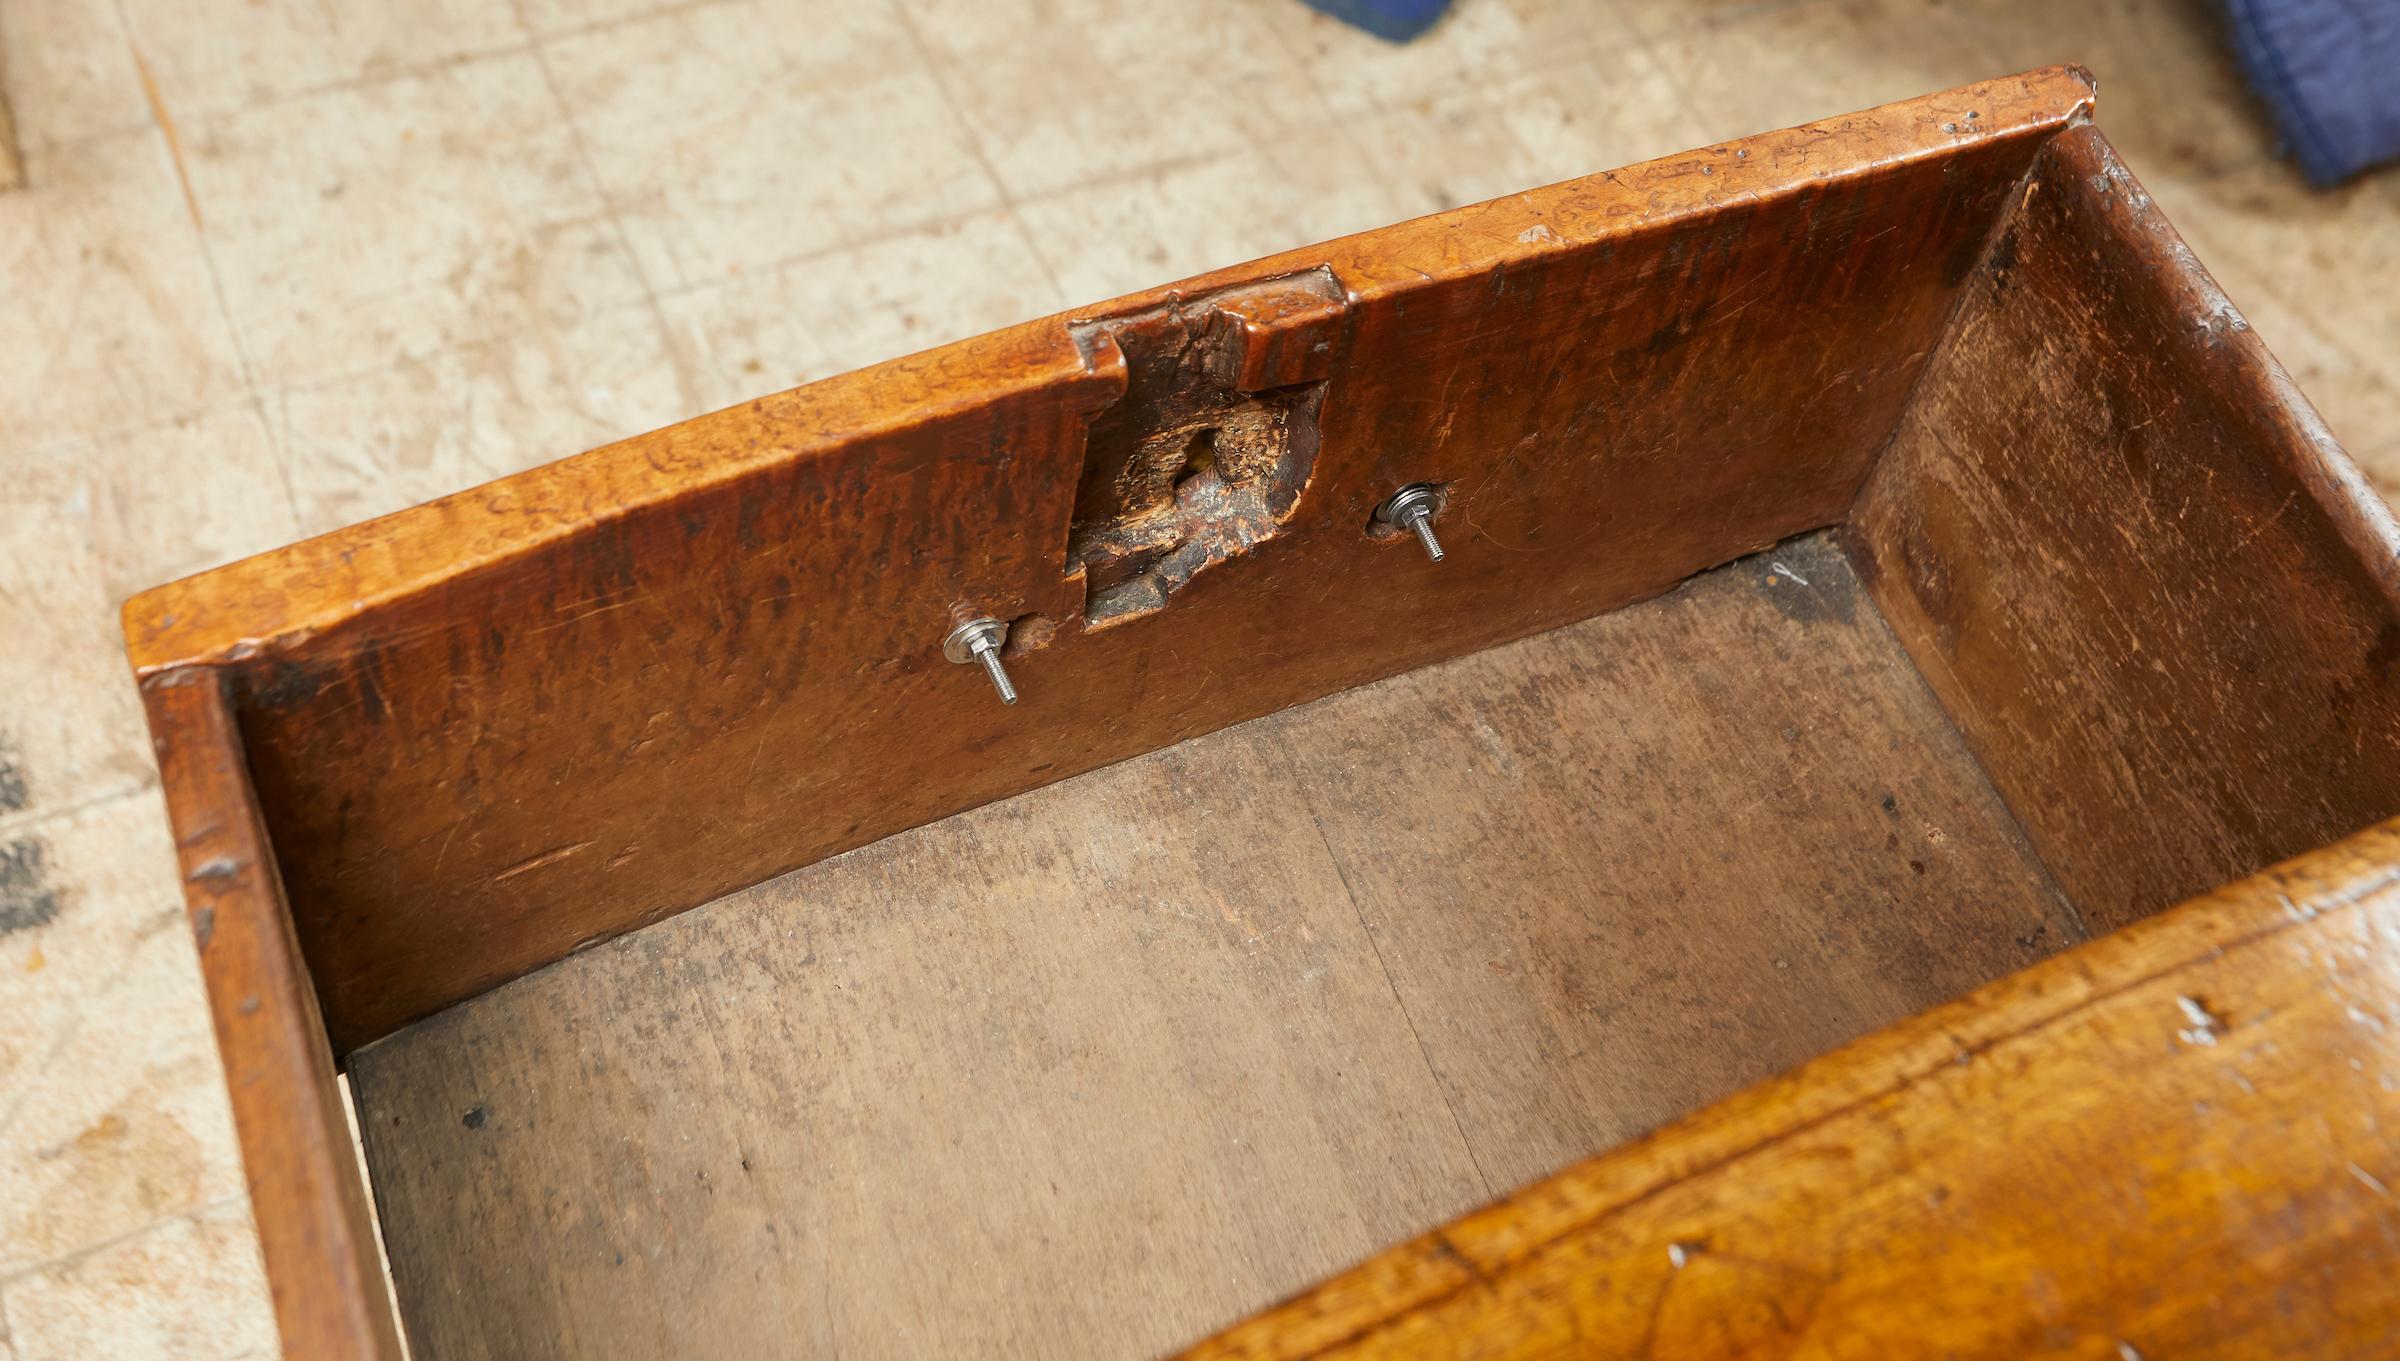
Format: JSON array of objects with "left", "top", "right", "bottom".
[
  {"left": 123, "top": 71, "right": 2400, "bottom": 1361},
  {"left": 349, "top": 529, "right": 2083, "bottom": 1360}
]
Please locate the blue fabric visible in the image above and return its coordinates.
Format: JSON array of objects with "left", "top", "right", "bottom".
[
  {"left": 2221, "top": 0, "right": 2400, "bottom": 184},
  {"left": 1299, "top": 0, "right": 1455, "bottom": 42}
]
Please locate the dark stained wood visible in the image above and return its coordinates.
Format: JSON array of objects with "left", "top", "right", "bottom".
[
  {"left": 122, "top": 68, "right": 2097, "bottom": 1049},
  {"left": 138, "top": 672, "right": 404, "bottom": 1361},
  {"left": 349, "top": 534, "right": 2081, "bottom": 1361},
  {"left": 1848, "top": 124, "right": 2400, "bottom": 933},
  {"left": 1184, "top": 814, "right": 2400, "bottom": 1361}
]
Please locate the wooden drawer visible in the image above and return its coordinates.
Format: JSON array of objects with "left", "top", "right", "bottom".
[{"left": 125, "top": 66, "right": 2400, "bottom": 1360}]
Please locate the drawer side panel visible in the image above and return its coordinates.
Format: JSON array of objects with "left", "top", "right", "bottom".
[{"left": 1849, "top": 123, "right": 2400, "bottom": 932}]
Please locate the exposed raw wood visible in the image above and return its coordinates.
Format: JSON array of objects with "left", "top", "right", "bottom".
[
  {"left": 1848, "top": 125, "right": 2400, "bottom": 933},
  {"left": 1184, "top": 815, "right": 2400, "bottom": 1361},
  {"left": 138, "top": 673, "right": 404, "bottom": 1361},
  {"left": 350, "top": 535, "right": 2080, "bottom": 1361},
  {"left": 123, "top": 69, "right": 2097, "bottom": 1049}
]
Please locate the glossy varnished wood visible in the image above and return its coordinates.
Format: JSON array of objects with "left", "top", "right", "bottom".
[
  {"left": 1848, "top": 125, "right": 2400, "bottom": 933},
  {"left": 349, "top": 535, "right": 2079, "bottom": 1360},
  {"left": 126, "top": 69, "right": 2096, "bottom": 1050},
  {"left": 1187, "top": 816, "right": 2400, "bottom": 1360}
]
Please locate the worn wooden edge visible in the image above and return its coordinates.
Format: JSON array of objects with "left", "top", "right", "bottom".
[
  {"left": 120, "top": 65, "right": 2095, "bottom": 678},
  {"left": 120, "top": 318, "right": 1114, "bottom": 672},
  {"left": 2041, "top": 128, "right": 2400, "bottom": 606},
  {"left": 140, "top": 669, "right": 404, "bottom": 1361},
  {"left": 1179, "top": 815, "right": 2400, "bottom": 1359}
]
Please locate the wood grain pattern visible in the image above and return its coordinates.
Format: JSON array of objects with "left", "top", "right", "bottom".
[
  {"left": 123, "top": 68, "right": 2097, "bottom": 1049},
  {"left": 349, "top": 534, "right": 2080, "bottom": 1360},
  {"left": 138, "top": 672, "right": 403, "bottom": 1361},
  {"left": 1185, "top": 815, "right": 2400, "bottom": 1361},
  {"left": 125, "top": 65, "right": 2400, "bottom": 1361},
  {"left": 1255, "top": 532, "right": 2084, "bottom": 1194},
  {"left": 1848, "top": 124, "right": 2400, "bottom": 933}
]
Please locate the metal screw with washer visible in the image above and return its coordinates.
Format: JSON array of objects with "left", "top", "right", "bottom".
[
  {"left": 943, "top": 617, "right": 1017, "bottom": 706},
  {"left": 1377, "top": 484, "right": 1445, "bottom": 562}
]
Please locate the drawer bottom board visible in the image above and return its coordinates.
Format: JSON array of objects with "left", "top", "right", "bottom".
[{"left": 349, "top": 530, "right": 2085, "bottom": 1360}]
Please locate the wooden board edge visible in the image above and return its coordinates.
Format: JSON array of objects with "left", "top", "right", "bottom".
[
  {"left": 119, "top": 65, "right": 2096, "bottom": 679},
  {"left": 140, "top": 668, "right": 404, "bottom": 1361},
  {"left": 2039, "top": 126, "right": 2400, "bottom": 604},
  {"left": 1178, "top": 815, "right": 2400, "bottom": 1359}
]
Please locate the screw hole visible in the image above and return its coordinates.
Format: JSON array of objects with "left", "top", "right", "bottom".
[
  {"left": 1171, "top": 429, "right": 1218, "bottom": 494},
  {"left": 1002, "top": 613, "right": 1057, "bottom": 659}
]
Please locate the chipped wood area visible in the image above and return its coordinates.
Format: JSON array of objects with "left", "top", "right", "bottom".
[
  {"left": 1066, "top": 273, "right": 1339, "bottom": 628},
  {"left": 1186, "top": 817, "right": 2400, "bottom": 1361}
]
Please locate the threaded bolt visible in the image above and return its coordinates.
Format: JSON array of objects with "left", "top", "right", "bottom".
[
  {"left": 1377, "top": 484, "right": 1445, "bottom": 562},
  {"left": 942, "top": 617, "right": 1017, "bottom": 705}
]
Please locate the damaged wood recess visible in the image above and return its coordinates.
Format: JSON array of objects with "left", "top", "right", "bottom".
[
  {"left": 123, "top": 65, "right": 2400, "bottom": 1361},
  {"left": 1068, "top": 271, "right": 1341, "bottom": 627}
]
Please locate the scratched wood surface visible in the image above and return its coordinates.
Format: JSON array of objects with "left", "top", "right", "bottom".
[
  {"left": 1184, "top": 815, "right": 2400, "bottom": 1361},
  {"left": 350, "top": 533, "right": 2083, "bottom": 1360},
  {"left": 126, "top": 69, "right": 2096, "bottom": 1051},
  {"left": 1848, "top": 124, "right": 2400, "bottom": 934}
]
